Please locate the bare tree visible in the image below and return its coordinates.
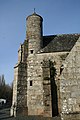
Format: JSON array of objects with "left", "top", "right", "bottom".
[{"left": 0, "top": 74, "right": 12, "bottom": 106}]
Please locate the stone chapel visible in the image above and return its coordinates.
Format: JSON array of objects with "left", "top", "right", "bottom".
[{"left": 11, "top": 12, "right": 80, "bottom": 119}]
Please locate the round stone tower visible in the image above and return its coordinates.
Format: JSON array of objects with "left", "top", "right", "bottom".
[{"left": 26, "top": 12, "right": 43, "bottom": 55}]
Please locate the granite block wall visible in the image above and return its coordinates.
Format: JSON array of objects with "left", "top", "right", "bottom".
[{"left": 60, "top": 37, "right": 80, "bottom": 120}]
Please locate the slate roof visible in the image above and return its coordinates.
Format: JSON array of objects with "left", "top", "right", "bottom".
[{"left": 41, "top": 34, "right": 80, "bottom": 53}]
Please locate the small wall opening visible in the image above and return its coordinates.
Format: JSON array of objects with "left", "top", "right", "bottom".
[
  {"left": 30, "top": 50, "right": 33, "bottom": 54},
  {"left": 30, "top": 80, "right": 32, "bottom": 86},
  {"left": 60, "top": 65, "right": 64, "bottom": 74}
]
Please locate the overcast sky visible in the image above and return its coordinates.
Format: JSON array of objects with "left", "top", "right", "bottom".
[{"left": 0, "top": 0, "right": 80, "bottom": 84}]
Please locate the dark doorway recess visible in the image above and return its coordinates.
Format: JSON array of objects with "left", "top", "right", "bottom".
[{"left": 49, "top": 61, "right": 59, "bottom": 117}]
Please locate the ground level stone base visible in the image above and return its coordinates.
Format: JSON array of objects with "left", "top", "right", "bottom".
[
  {"left": 16, "top": 107, "right": 28, "bottom": 116},
  {"left": 0, "top": 107, "right": 61, "bottom": 120},
  {"left": 15, "top": 116, "right": 61, "bottom": 120},
  {"left": 62, "top": 113, "right": 80, "bottom": 120}
]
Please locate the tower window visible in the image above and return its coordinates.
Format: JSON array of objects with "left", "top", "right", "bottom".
[
  {"left": 30, "top": 50, "right": 33, "bottom": 54},
  {"left": 60, "top": 65, "right": 64, "bottom": 74},
  {"left": 30, "top": 80, "right": 32, "bottom": 86}
]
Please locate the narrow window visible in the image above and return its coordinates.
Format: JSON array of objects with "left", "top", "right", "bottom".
[
  {"left": 30, "top": 80, "right": 32, "bottom": 86},
  {"left": 60, "top": 65, "right": 64, "bottom": 74},
  {"left": 30, "top": 50, "right": 33, "bottom": 54}
]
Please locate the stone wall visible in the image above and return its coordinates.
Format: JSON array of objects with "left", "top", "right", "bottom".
[
  {"left": 27, "top": 52, "right": 69, "bottom": 117},
  {"left": 26, "top": 13, "right": 43, "bottom": 55},
  {"left": 27, "top": 54, "right": 44, "bottom": 115},
  {"left": 60, "top": 37, "right": 80, "bottom": 120},
  {"left": 42, "top": 60, "right": 52, "bottom": 117},
  {"left": 10, "top": 64, "right": 18, "bottom": 116},
  {"left": 18, "top": 40, "right": 28, "bottom": 63},
  {"left": 16, "top": 62, "right": 27, "bottom": 116},
  {"left": 11, "top": 62, "right": 28, "bottom": 116},
  {"left": 11, "top": 44, "right": 69, "bottom": 117},
  {"left": 38, "top": 52, "right": 68, "bottom": 117}
]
